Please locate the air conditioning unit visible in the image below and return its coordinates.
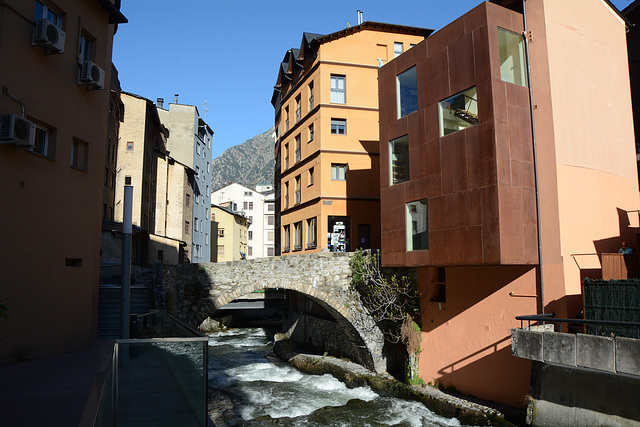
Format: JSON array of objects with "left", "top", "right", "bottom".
[
  {"left": 0, "top": 114, "right": 35, "bottom": 148},
  {"left": 33, "top": 18, "right": 65, "bottom": 53},
  {"left": 79, "top": 61, "right": 105, "bottom": 89}
]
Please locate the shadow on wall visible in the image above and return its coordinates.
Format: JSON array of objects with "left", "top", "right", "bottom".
[
  {"left": 420, "top": 265, "right": 538, "bottom": 333},
  {"left": 436, "top": 338, "right": 531, "bottom": 408},
  {"left": 345, "top": 154, "right": 381, "bottom": 251}
]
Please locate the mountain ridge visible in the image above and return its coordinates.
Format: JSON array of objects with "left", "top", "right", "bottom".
[{"left": 210, "top": 127, "right": 275, "bottom": 192}]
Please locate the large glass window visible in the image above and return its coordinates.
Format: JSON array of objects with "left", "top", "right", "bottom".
[
  {"left": 406, "top": 199, "right": 428, "bottom": 251},
  {"left": 439, "top": 86, "right": 478, "bottom": 136},
  {"left": 397, "top": 66, "right": 418, "bottom": 118},
  {"left": 389, "top": 135, "right": 409, "bottom": 185},
  {"left": 330, "top": 75, "right": 345, "bottom": 104},
  {"left": 498, "top": 28, "right": 528, "bottom": 87}
]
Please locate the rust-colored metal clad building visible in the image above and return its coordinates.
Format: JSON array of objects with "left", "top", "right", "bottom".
[{"left": 378, "top": 0, "right": 638, "bottom": 407}]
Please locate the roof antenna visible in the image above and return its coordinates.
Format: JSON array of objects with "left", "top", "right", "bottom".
[{"left": 357, "top": 10, "right": 363, "bottom": 25}]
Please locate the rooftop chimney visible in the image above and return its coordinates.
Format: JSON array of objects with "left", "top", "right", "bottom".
[
  {"left": 174, "top": 94, "right": 179, "bottom": 104},
  {"left": 156, "top": 98, "right": 164, "bottom": 108},
  {"left": 357, "top": 10, "right": 363, "bottom": 25}
]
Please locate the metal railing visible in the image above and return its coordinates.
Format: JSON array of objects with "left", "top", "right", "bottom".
[
  {"left": 516, "top": 313, "right": 640, "bottom": 339},
  {"left": 92, "top": 311, "right": 208, "bottom": 426}
]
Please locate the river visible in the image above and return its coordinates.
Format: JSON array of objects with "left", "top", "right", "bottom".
[{"left": 207, "top": 327, "right": 464, "bottom": 426}]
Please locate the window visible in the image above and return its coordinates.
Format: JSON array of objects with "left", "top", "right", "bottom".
[
  {"left": 217, "top": 245, "right": 224, "bottom": 256},
  {"left": 294, "top": 222, "right": 302, "bottom": 250},
  {"left": 498, "top": 28, "right": 528, "bottom": 87},
  {"left": 244, "top": 191, "right": 253, "bottom": 196},
  {"left": 195, "top": 244, "right": 201, "bottom": 258},
  {"left": 248, "top": 216, "right": 253, "bottom": 223},
  {"left": 205, "top": 233, "right": 209, "bottom": 245},
  {"left": 394, "top": 42, "right": 404, "bottom": 58},
  {"left": 267, "top": 203, "right": 274, "bottom": 212},
  {"left": 248, "top": 246, "right": 253, "bottom": 256},
  {"left": 331, "top": 119, "right": 346, "bottom": 135},
  {"left": 249, "top": 202, "right": 253, "bottom": 210},
  {"left": 267, "top": 215, "right": 275, "bottom": 225},
  {"left": 33, "top": 123, "right": 55, "bottom": 158},
  {"left": 207, "top": 162, "right": 210, "bottom": 173},
  {"left": 268, "top": 231, "right": 274, "bottom": 242},
  {"left": 307, "top": 217, "right": 317, "bottom": 248},
  {"left": 309, "top": 81, "right": 314, "bottom": 109},
  {"left": 295, "top": 95, "right": 301, "bottom": 123},
  {"left": 389, "top": 135, "right": 409, "bottom": 185},
  {"left": 397, "top": 66, "right": 418, "bottom": 118},
  {"left": 285, "top": 182, "right": 289, "bottom": 208},
  {"left": 218, "top": 228, "right": 224, "bottom": 238},
  {"left": 186, "top": 194, "right": 190, "bottom": 207},
  {"left": 125, "top": 175, "right": 131, "bottom": 185},
  {"left": 248, "top": 231, "right": 253, "bottom": 240},
  {"left": 308, "top": 167, "right": 314, "bottom": 186},
  {"left": 196, "top": 143, "right": 200, "bottom": 155},
  {"left": 243, "top": 201, "right": 248, "bottom": 210},
  {"left": 309, "top": 123, "right": 314, "bottom": 141},
  {"left": 79, "top": 33, "right": 93, "bottom": 63},
  {"left": 285, "top": 106, "right": 290, "bottom": 131},
  {"left": 267, "top": 247, "right": 275, "bottom": 256},
  {"left": 330, "top": 75, "right": 345, "bottom": 104},
  {"left": 71, "top": 138, "right": 88, "bottom": 171},
  {"left": 284, "top": 143, "right": 289, "bottom": 169},
  {"left": 104, "top": 168, "right": 109, "bottom": 185},
  {"left": 406, "top": 199, "right": 428, "bottom": 251},
  {"left": 331, "top": 164, "right": 347, "bottom": 181},
  {"left": 185, "top": 221, "right": 190, "bottom": 235},
  {"left": 295, "top": 135, "right": 301, "bottom": 163},
  {"left": 127, "top": 141, "right": 133, "bottom": 151},
  {"left": 194, "top": 217, "right": 199, "bottom": 232},
  {"left": 295, "top": 175, "right": 301, "bottom": 204},
  {"left": 439, "top": 86, "right": 478, "bottom": 136},
  {"left": 283, "top": 225, "right": 290, "bottom": 251},
  {"left": 35, "top": 1, "right": 62, "bottom": 28}
]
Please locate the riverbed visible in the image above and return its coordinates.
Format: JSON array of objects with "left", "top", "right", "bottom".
[{"left": 207, "top": 327, "right": 464, "bottom": 426}]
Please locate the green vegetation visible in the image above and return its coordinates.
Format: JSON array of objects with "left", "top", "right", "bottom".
[{"left": 351, "top": 249, "right": 423, "bottom": 383}]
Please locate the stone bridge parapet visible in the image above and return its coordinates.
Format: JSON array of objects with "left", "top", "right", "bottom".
[{"left": 160, "top": 252, "right": 387, "bottom": 372}]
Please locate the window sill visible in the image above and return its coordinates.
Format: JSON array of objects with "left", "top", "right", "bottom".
[
  {"left": 306, "top": 244, "right": 317, "bottom": 249},
  {"left": 293, "top": 245, "right": 303, "bottom": 251}
]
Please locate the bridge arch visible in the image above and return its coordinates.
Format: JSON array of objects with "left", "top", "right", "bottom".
[{"left": 162, "top": 253, "right": 387, "bottom": 373}]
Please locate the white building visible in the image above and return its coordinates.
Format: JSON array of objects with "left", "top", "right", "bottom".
[
  {"left": 212, "top": 181, "right": 275, "bottom": 258},
  {"left": 157, "top": 98, "right": 213, "bottom": 263}
]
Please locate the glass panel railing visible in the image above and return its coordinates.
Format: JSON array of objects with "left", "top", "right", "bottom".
[{"left": 93, "top": 311, "right": 207, "bottom": 426}]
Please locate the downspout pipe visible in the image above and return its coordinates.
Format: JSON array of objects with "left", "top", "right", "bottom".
[{"left": 522, "top": 0, "right": 545, "bottom": 314}]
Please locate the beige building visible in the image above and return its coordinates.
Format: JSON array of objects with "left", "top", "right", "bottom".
[
  {"left": 157, "top": 101, "right": 213, "bottom": 263},
  {"left": 115, "top": 92, "right": 169, "bottom": 234},
  {"left": 103, "top": 63, "right": 123, "bottom": 222},
  {"left": 0, "top": 0, "right": 126, "bottom": 363},
  {"left": 272, "top": 23, "right": 431, "bottom": 255},
  {"left": 153, "top": 154, "right": 194, "bottom": 264},
  {"left": 212, "top": 204, "right": 249, "bottom": 262}
]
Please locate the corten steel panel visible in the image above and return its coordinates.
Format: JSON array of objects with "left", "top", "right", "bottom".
[
  {"left": 378, "top": 1, "right": 537, "bottom": 268},
  {"left": 448, "top": 34, "right": 477, "bottom": 95}
]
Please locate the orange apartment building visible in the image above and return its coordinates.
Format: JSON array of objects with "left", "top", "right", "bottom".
[
  {"left": 0, "top": 0, "right": 126, "bottom": 363},
  {"left": 272, "top": 23, "right": 432, "bottom": 255},
  {"left": 378, "top": 0, "right": 637, "bottom": 407}
]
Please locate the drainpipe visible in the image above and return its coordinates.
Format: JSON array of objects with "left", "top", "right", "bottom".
[{"left": 522, "top": 0, "right": 545, "bottom": 314}]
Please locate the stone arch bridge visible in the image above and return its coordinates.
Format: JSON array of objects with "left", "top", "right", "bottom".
[{"left": 161, "top": 252, "right": 387, "bottom": 372}]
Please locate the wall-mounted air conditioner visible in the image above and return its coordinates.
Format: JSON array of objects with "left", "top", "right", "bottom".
[
  {"left": 79, "top": 61, "right": 105, "bottom": 89},
  {"left": 0, "top": 114, "right": 35, "bottom": 148},
  {"left": 33, "top": 18, "right": 65, "bottom": 53}
]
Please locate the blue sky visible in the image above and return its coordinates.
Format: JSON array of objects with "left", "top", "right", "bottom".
[{"left": 112, "top": 0, "right": 632, "bottom": 159}]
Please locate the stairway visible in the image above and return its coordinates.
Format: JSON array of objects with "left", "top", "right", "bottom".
[{"left": 98, "top": 286, "right": 153, "bottom": 339}]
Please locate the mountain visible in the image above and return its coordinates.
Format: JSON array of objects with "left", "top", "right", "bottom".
[{"left": 210, "top": 127, "right": 275, "bottom": 191}]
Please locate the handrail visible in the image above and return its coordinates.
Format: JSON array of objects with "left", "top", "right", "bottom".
[{"left": 516, "top": 314, "right": 640, "bottom": 339}]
